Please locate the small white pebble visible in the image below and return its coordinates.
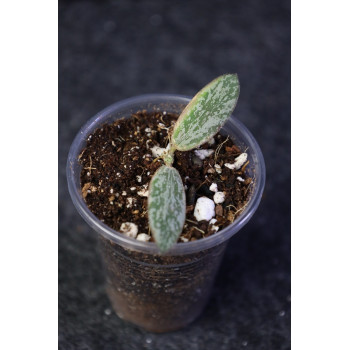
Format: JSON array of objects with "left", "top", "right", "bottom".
[
  {"left": 136, "top": 233, "right": 151, "bottom": 242},
  {"left": 210, "top": 225, "right": 219, "bottom": 233},
  {"left": 234, "top": 153, "right": 248, "bottom": 169},
  {"left": 214, "top": 191, "right": 225, "bottom": 204},
  {"left": 130, "top": 187, "right": 136, "bottom": 191},
  {"left": 122, "top": 191, "right": 127, "bottom": 196},
  {"left": 225, "top": 153, "right": 248, "bottom": 170},
  {"left": 87, "top": 172, "right": 90, "bottom": 176},
  {"left": 136, "top": 175, "right": 142, "bottom": 183},
  {"left": 224, "top": 163, "right": 235, "bottom": 169},
  {"left": 207, "top": 137, "right": 215, "bottom": 145},
  {"left": 145, "top": 127, "right": 151, "bottom": 133},
  {"left": 209, "top": 218, "right": 219, "bottom": 232},
  {"left": 180, "top": 237, "right": 189, "bottom": 242},
  {"left": 214, "top": 164, "right": 222, "bottom": 174},
  {"left": 110, "top": 188, "right": 114, "bottom": 193},
  {"left": 194, "top": 149, "right": 214, "bottom": 160},
  {"left": 147, "top": 171, "right": 150, "bottom": 176},
  {"left": 237, "top": 176, "right": 245, "bottom": 182},
  {"left": 194, "top": 197, "right": 215, "bottom": 221},
  {"left": 150, "top": 146, "right": 166, "bottom": 158},
  {"left": 209, "top": 183, "right": 218, "bottom": 192},
  {"left": 163, "top": 111, "right": 167, "bottom": 115},
  {"left": 119, "top": 222, "right": 138, "bottom": 238},
  {"left": 116, "top": 172, "right": 121, "bottom": 176},
  {"left": 137, "top": 188, "right": 149, "bottom": 197},
  {"left": 126, "top": 197, "right": 134, "bottom": 208}
]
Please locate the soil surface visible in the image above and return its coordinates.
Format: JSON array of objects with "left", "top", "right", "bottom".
[{"left": 79, "top": 110, "right": 252, "bottom": 242}]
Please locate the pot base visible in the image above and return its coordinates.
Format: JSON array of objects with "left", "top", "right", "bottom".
[{"left": 106, "top": 285, "right": 204, "bottom": 333}]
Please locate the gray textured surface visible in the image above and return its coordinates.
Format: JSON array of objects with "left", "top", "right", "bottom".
[{"left": 59, "top": 0, "right": 290, "bottom": 348}]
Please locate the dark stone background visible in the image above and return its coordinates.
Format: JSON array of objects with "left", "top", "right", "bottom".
[{"left": 59, "top": 0, "right": 290, "bottom": 349}]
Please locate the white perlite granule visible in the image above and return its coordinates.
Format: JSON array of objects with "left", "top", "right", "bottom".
[
  {"left": 209, "top": 183, "right": 218, "bottom": 192},
  {"left": 213, "top": 191, "right": 225, "bottom": 204},
  {"left": 224, "top": 153, "right": 248, "bottom": 170},
  {"left": 137, "top": 185, "right": 149, "bottom": 197},
  {"left": 136, "top": 233, "right": 151, "bottom": 242},
  {"left": 194, "top": 149, "right": 214, "bottom": 160},
  {"left": 209, "top": 218, "right": 219, "bottom": 233},
  {"left": 207, "top": 137, "right": 215, "bottom": 145},
  {"left": 214, "top": 164, "right": 222, "bottom": 174},
  {"left": 233, "top": 153, "right": 248, "bottom": 169},
  {"left": 126, "top": 197, "right": 134, "bottom": 208},
  {"left": 194, "top": 197, "right": 215, "bottom": 221},
  {"left": 119, "top": 222, "right": 138, "bottom": 238},
  {"left": 150, "top": 146, "right": 166, "bottom": 158}
]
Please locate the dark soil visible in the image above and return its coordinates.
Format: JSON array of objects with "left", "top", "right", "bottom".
[
  {"left": 78, "top": 110, "right": 254, "bottom": 332},
  {"left": 98, "top": 236, "right": 228, "bottom": 332},
  {"left": 79, "top": 110, "right": 252, "bottom": 242}
]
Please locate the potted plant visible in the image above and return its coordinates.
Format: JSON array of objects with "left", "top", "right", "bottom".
[{"left": 67, "top": 74, "right": 265, "bottom": 332}]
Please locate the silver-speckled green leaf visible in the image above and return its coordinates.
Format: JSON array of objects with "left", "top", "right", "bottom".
[
  {"left": 148, "top": 165, "right": 186, "bottom": 252},
  {"left": 172, "top": 74, "right": 240, "bottom": 151}
]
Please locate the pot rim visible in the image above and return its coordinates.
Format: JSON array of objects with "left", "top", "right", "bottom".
[{"left": 67, "top": 94, "right": 265, "bottom": 255}]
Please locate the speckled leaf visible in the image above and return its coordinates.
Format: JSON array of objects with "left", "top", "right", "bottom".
[
  {"left": 148, "top": 165, "right": 186, "bottom": 252},
  {"left": 172, "top": 74, "right": 240, "bottom": 151}
]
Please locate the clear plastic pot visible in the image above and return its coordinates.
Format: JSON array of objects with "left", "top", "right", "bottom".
[{"left": 67, "top": 94, "right": 265, "bottom": 332}]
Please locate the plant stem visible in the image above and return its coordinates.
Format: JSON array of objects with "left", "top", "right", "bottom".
[{"left": 163, "top": 143, "right": 176, "bottom": 166}]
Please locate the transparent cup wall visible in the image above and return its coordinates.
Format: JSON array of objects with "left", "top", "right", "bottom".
[{"left": 67, "top": 94, "right": 265, "bottom": 332}]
